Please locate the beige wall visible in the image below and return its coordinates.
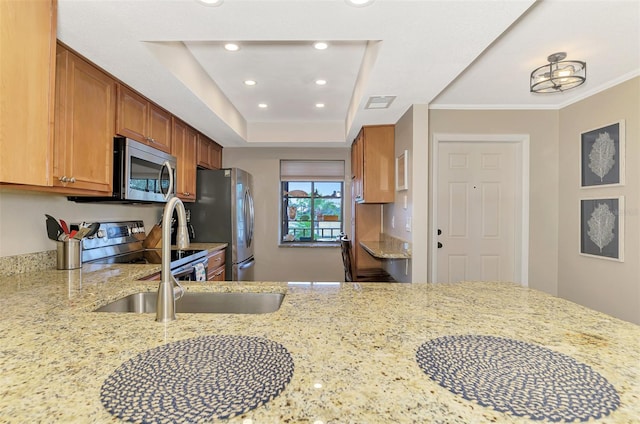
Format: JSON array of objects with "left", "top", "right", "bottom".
[
  {"left": 222, "top": 147, "right": 350, "bottom": 282},
  {"left": 428, "top": 109, "right": 560, "bottom": 295},
  {"left": 0, "top": 189, "right": 161, "bottom": 257},
  {"left": 558, "top": 77, "right": 640, "bottom": 324},
  {"left": 381, "top": 105, "right": 429, "bottom": 282}
]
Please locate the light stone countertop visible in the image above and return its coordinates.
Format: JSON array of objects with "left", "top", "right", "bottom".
[
  {"left": 0, "top": 258, "right": 639, "bottom": 423},
  {"left": 360, "top": 240, "right": 412, "bottom": 259}
]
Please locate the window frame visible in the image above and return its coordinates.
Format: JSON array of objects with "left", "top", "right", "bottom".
[{"left": 280, "top": 180, "right": 344, "bottom": 246}]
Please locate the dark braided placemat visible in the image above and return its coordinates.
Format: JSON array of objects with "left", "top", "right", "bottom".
[
  {"left": 101, "top": 335, "right": 294, "bottom": 423},
  {"left": 416, "top": 335, "right": 619, "bottom": 422}
]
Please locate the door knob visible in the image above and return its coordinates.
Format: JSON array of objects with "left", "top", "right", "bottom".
[
  {"left": 437, "top": 242, "right": 443, "bottom": 248},
  {"left": 437, "top": 228, "right": 442, "bottom": 235}
]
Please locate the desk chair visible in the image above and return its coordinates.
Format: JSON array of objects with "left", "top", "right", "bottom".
[{"left": 340, "top": 235, "right": 395, "bottom": 282}]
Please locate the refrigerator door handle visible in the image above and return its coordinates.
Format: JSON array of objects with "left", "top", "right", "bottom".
[
  {"left": 239, "top": 258, "right": 255, "bottom": 270},
  {"left": 243, "top": 188, "right": 255, "bottom": 248}
]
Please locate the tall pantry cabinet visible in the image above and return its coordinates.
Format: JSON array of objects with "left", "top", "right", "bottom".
[{"left": 350, "top": 125, "right": 395, "bottom": 274}]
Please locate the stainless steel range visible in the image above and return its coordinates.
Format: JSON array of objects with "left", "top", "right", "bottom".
[{"left": 82, "top": 220, "right": 208, "bottom": 280}]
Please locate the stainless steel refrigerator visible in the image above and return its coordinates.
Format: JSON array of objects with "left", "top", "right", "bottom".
[{"left": 189, "top": 168, "right": 255, "bottom": 281}]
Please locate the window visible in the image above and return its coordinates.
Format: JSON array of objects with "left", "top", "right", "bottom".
[{"left": 280, "top": 160, "right": 344, "bottom": 244}]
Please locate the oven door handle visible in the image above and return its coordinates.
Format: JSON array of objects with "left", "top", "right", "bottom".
[{"left": 172, "top": 265, "right": 194, "bottom": 279}]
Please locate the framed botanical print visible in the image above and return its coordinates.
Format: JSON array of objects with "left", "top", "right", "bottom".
[
  {"left": 580, "top": 120, "right": 625, "bottom": 187},
  {"left": 579, "top": 196, "right": 624, "bottom": 261}
]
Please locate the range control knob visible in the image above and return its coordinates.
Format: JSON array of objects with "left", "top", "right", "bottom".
[{"left": 97, "top": 229, "right": 106, "bottom": 239}]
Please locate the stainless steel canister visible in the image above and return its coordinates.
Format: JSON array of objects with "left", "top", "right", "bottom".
[{"left": 56, "top": 239, "right": 82, "bottom": 270}]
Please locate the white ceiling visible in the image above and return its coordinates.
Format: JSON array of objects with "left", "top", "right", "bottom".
[{"left": 57, "top": 0, "right": 640, "bottom": 148}]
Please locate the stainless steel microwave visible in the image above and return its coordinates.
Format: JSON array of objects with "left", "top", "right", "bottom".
[{"left": 69, "top": 137, "right": 176, "bottom": 203}]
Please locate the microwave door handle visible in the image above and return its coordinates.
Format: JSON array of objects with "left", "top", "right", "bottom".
[{"left": 159, "top": 161, "right": 174, "bottom": 201}]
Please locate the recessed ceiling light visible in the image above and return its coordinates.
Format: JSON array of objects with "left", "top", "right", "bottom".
[
  {"left": 224, "top": 43, "right": 240, "bottom": 52},
  {"left": 315, "top": 103, "right": 325, "bottom": 108},
  {"left": 198, "top": 0, "right": 223, "bottom": 6},
  {"left": 244, "top": 80, "right": 257, "bottom": 86},
  {"left": 315, "top": 79, "right": 327, "bottom": 86},
  {"left": 345, "top": 0, "right": 374, "bottom": 6},
  {"left": 313, "top": 42, "right": 328, "bottom": 50},
  {"left": 258, "top": 103, "right": 268, "bottom": 108}
]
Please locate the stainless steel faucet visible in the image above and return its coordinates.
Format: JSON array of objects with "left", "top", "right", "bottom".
[{"left": 156, "top": 196, "right": 190, "bottom": 322}]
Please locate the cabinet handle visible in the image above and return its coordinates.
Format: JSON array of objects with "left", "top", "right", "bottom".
[
  {"left": 69, "top": 177, "right": 76, "bottom": 183},
  {"left": 59, "top": 176, "right": 67, "bottom": 182},
  {"left": 59, "top": 176, "right": 75, "bottom": 183}
]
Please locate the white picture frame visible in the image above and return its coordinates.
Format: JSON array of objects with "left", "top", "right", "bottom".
[{"left": 396, "top": 150, "right": 409, "bottom": 191}]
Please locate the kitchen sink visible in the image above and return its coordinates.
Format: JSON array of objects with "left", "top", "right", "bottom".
[{"left": 94, "top": 292, "right": 285, "bottom": 314}]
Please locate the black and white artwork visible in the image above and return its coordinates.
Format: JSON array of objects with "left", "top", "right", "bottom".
[
  {"left": 581, "top": 121, "right": 625, "bottom": 187},
  {"left": 580, "top": 197, "right": 624, "bottom": 261}
]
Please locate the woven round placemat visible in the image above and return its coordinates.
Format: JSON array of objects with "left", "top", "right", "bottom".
[
  {"left": 101, "top": 335, "right": 294, "bottom": 423},
  {"left": 416, "top": 335, "right": 619, "bottom": 422}
]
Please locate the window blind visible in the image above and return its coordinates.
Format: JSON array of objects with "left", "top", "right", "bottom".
[{"left": 280, "top": 160, "right": 345, "bottom": 181}]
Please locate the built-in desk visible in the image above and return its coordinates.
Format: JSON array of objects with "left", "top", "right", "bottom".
[{"left": 360, "top": 240, "right": 411, "bottom": 259}]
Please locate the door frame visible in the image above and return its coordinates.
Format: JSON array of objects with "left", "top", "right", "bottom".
[{"left": 430, "top": 133, "right": 530, "bottom": 286}]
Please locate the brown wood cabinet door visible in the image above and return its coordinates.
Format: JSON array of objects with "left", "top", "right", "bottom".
[
  {"left": 0, "top": 0, "right": 56, "bottom": 186},
  {"left": 184, "top": 126, "right": 198, "bottom": 198},
  {"left": 196, "top": 134, "right": 210, "bottom": 168},
  {"left": 351, "top": 132, "right": 364, "bottom": 201},
  {"left": 148, "top": 104, "right": 171, "bottom": 153},
  {"left": 354, "top": 125, "right": 395, "bottom": 203},
  {"left": 116, "top": 85, "right": 148, "bottom": 143},
  {"left": 196, "top": 134, "right": 223, "bottom": 170},
  {"left": 206, "top": 249, "right": 226, "bottom": 281},
  {"left": 171, "top": 118, "right": 196, "bottom": 202},
  {"left": 209, "top": 265, "right": 226, "bottom": 281},
  {"left": 209, "top": 142, "right": 222, "bottom": 169},
  {"left": 54, "top": 47, "right": 115, "bottom": 193}
]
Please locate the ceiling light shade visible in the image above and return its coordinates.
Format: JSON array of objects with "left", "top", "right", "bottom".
[
  {"left": 244, "top": 80, "right": 257, "bottom": 86},
  {"left": 315, "top": 79, "right": 327, "bottom": 85},
  {"left": 313, "top": 42, "right": 328, "bottom": 50},
  {"left": 530, "top": 52, "right": 586, "bottom": 93}
]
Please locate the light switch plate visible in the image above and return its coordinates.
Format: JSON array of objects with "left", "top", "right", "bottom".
[{"left": 405, "top": 216, "right": 411, "bottom": 232}]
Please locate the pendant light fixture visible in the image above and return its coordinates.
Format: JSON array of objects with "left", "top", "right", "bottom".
[{"left": 530, "top": 52, "right": 586, "bottom": 93}]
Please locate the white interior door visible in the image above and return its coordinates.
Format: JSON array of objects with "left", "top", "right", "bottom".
[{"left": 436, "top": 141, "right": 518, "bottom": 283}]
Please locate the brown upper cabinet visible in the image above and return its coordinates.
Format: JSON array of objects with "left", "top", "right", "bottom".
[
  {"left": 351, "top": 125, "right": 395, "bottom": 203},
  {"left": 53, "top": 44, "right": 116, "bottom": 194},
  {"left": 116, "top": 85, "right": 172, "bottom": 153},
  {"left": 197, "top": 134, "right": 223, "bottom": 170},
  {"left": 172, "top": 117, "right": 198, "bottom": 202},
  {"left": 0, "top": 0, "right": 57, "bottom": 187}
]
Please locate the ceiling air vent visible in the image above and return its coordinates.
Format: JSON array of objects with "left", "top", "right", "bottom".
[{"left": 365, "top": 95, "right": 396, "bottom": 109}]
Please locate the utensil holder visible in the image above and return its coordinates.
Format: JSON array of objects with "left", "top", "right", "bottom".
[{"left": 57, "top": 239, "right": 82, "bottom": 270}]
